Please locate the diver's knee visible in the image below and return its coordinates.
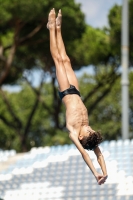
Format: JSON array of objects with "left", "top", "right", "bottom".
[
  {"left": 53, "top": 53, "right": 63, "bottom": 62},
  {"left": 62, "top": 55, "right": 70, "bottom": 63}
]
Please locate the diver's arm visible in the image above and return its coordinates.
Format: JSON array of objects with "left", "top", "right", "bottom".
[
  {"left": 94, "top": 146, "right": 108, "bottom": 177},
  {"left": 69, "top": 132, "right": 98, "bottom": 176},
  {"left": 69, "top": 132, "right": 106, "bottom": 184}
]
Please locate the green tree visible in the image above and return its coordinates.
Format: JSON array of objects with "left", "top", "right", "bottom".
[
  {"left": 0, "top": 0, "right": 113, "bottom": 152},
  {"left": 0, "top": 81, "right": 69, "bottom": 152},
  {"left": 0, "top": 0, "right": 86, "bottom": 85},
  {"left": 79, "top": 71, "right": 133, "bottom": 140},
  {"left": 1, "top": 71, "right": 133, "bottom": 152},
  {"left": 108, "top": 0, "right": 133, "bottom": 64},
  {"left": 0, "top": 0, "right": 86, "bottom": 151},
  {"left": 1, "top": 1, "right": 133, "bottom": 152},
  {"left": 69, "top": 26, "right": 111, "bottom": 67}
]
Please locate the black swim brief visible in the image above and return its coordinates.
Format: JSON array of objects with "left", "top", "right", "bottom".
[{"left": 58, "top": 85, "right": 81, "bottom": 100}]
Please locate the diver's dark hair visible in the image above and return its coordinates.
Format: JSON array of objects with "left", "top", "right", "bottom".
[{"left": 80, "top": 131, "right": 103, "bottom": 150}]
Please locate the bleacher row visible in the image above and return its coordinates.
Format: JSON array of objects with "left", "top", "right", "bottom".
[
  {"left": 0, "top": 140, "right": 133, "bottom": 200},
  {"left": 0, "top": 150, "right": 16, "bottom": 163}
]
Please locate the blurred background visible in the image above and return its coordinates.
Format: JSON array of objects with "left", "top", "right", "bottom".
[
  {"left": 0, "top": 0, "right": 133, "bottom": 152},
  {"left": 0, "top": 1, "right": 133, "bottom": 200}
]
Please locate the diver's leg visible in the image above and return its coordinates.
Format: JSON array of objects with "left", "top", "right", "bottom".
[
  {"left": 56, "top": 10, "right": 79, "bottom": 91},
  {"left": 47, "top": 8, "right": 70, "bottom": 91}
]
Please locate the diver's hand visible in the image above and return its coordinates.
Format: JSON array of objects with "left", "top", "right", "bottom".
[{"left": 95, "top": 173, "right": 108, "bottom": 185}]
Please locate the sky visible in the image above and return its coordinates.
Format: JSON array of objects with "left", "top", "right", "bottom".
[
  {"left": 3, "top": 0, "right": 123, "bottom": 92},
  {"left": 75, "top": 0, "right": 122, "bottom": 28}
]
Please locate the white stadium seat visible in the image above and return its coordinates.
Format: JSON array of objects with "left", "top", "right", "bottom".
[{"left": 0, "top": 141, "right": 133, "bottom": 200}]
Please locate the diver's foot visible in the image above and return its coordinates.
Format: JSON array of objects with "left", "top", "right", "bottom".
[
  {"left": 47, "top": 8, "right": 56, "bottom": 30},
  {"left": 56, "top": 9, "right": 62, "bottom": 30}
]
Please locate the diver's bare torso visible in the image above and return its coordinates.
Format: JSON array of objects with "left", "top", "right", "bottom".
[{"left": 62, "top": 94, "right": 89, "bottom": 131}]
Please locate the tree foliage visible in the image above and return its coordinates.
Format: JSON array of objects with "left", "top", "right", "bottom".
[
  {"left": 0, "top": 81, "right": 68, "bottom": 151},
  {"left": 69, "top": 26, "right": 111, "bottom": 67},
  {"left": 0, "top": 1, "right": 133, "bottom": 152},
  {"left": 0, "top": 0, "right": 86, "bottom": 85},
  {"left": 1, "top": 71, "right": 133, "bottom": 152},
  {"left": 108, "top": 0, "right": 133, "bottom": 65}
]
